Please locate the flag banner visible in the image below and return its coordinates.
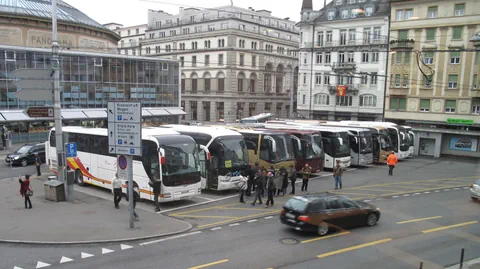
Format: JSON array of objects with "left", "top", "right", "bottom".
[{"left": 337, "top": 85, "right": 347, "bottom": 96}]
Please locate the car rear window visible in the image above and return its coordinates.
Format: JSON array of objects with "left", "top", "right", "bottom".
[{"left": 284, "top": 198, "right": 308, "bottom": 213}]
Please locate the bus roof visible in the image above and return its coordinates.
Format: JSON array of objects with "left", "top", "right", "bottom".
[
  {"left": 163, "top": 124, "right": 242, "bottom": 137},
  {"left": 218, "top": 124, "right": 289, "bottom": 136},
  {"left": 251, "top": 124, "right": 319, "bottom": 135},
  {"left": 55, "top": 126, "right": 181, "bottom": 139}
]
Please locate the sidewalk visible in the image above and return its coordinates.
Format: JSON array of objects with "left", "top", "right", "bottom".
[{"left": 0, "top": 175, "right": 192, "bottom": 244}]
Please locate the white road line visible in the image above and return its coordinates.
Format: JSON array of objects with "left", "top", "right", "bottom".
[
  {"left": 392, "top": 196, "right": 399, "bottom": 198},
  {"left": 264, "top": 216, "right": 274, "bottom": 219},
  {"left": 13, "top": 266, "right": 23, "bottom": 269},
  {"left": 81, "top": 252, "right": 94, "bottom": 259},
  {"left": 247, "top": 219, "right": 258, "bottom": 223},
  {"left": 120, "top": 244, "right": 133, "bottom": 250},
  {"left": 403, "top": 194, "right": 410, "bottom": 197},
  {"left": 140, "top": 231, "right": 202, "bottom": 246},
  {"left": 229, "top": 223, "right": 240, "bottom": 227},
  {"left": 363, "top": 200, "right": 372, "bottom": 202},
  {"left": 102, "top": 248, "right": 114, "bottom": 254},
  {"left": 414, "top": 193, "right": 421, "bottom": 195},
  {"left": 196, "top": 196, "right": 216, "bottom": 202},
  {"left": 444, "top": 189, "right": 451, "bottom": 191},
  {"left": 464, "top": 187, "right": 469, "bottom": 189},
  {"left": 160, "top": 195, "right": 238, "bottom": 214},
  {"left": 210, "top": 227, "right": 222, "bottom": 231},
  {"left": 59, "top": 257, "right": 73, "bottom": 264},
  {"left": 424, "top": 192, "right": 430, "bottom": 194},
  {"left": 454, "top": 188, "right": 460, "bottom": 190},
  {"left": 36, "top": 261, "right": 50, "bottom": 268},
  {"left": 434, "top": 190, "right": 440, "bottom": 192}
]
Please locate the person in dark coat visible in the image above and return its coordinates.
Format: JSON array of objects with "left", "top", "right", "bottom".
[
  {"left": 289, "top": 165, "right": 297, "bottom": 195},
  {"left": 251, "top": 170, "right": 264, "bottom": 206},
  {"left": 281, "top": 167, "right": 289, "bottom": 196},
  {"left": 19, "top": 174, "right": 32, "bottom": 209},
  {"left": 125, "top": 182, "right": 140, "bottom": 221},
  {"left": 34, "top": 153, "right": 41, "bottom": 176},
  {"left": 265, "top": 172, "right": 276, "bottom": 207},
  {"left": 246, "top": 162, "right": 258, "bottom": 196}
]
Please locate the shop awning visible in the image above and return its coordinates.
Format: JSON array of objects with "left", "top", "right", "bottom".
[
  {"left": 62, "top": 110, "right": 87, "bottom": 119},
  {"left": 142, "top": 109, "right": 153, "bottom": 117},
  {"left": 83, "top": 109, "right": 107, "bottom": 119},
  {"left": 1, "top": 111, "right": 30, "bottom": 121},
  {"left": 148, "top": 108, "right": 170, "bottom": 116},
  {"left": 165, "top": 107, "right": 187, "bottom": 115}
]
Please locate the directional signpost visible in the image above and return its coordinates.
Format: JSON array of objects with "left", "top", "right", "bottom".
[
  {"left": 107, "top": 102, "right": 142, "bottom": 228},
  {"left": 12, "top": 69, "right": 53, "bottom": 101},
  {"left": 24, "top": 106, "right": 54, "bottom": 118}
]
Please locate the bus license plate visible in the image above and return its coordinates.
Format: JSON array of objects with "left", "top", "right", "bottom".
[
  {"left": 181, "top": 190, "right": 189, "bottom": 194},
  {"left": 285, "top": 213, "right": 295, "bottom": 219}
]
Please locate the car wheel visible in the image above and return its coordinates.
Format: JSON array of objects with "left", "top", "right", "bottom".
[
  {"left": 75, "top": 170, "right": 85, "bottom": 186},
  {"left": 366, "top": 213, "right": 378, "bottom": 227},
  {"left": 317, "top": 223, "right": 329, "bottom": 236},
  {"left": 472, "top": 197, "right": 479, "bottom": 201},
  {"left": 21, "top": 158, "right": 28, "bottom": 167}
]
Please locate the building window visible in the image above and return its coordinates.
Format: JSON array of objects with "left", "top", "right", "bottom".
[
  {"left": 181, "top": 78, "right": 185, "bottom": 93},
  {"left": 316, "top": 74, "right": 322, "bottom": 85},
  {"left": 445, "top": 100, "right": 456, "bottom": 113},
  {"left": 341, "top": 10, "right": 349, "bottom": 19},
  {"left": 316, "top": 53, "right": 323, "bottom": 64},
  {"left": 192, "top": 56, "right": 197, "bottom": 67},
  {"left": 302, "top": 95, "right": 306, "bottom": 104},
  {"left": 183, "top": 28, "right": 190, "bottom": 34},
  {"left": 191, "top": 41, "right": 198, "bottom": 49},
  {"left": 195, "top": 26, "right": 202, "bottom": 33},
  {"left": 454, "top": 3, "right": 465, "bottom": 16},
  {"left": 394, "top": 74, "right": 401, "bottom": 87},
  {"left": 472, "top": 103, "right": 480, "bottom": 115},
  {"left": 396, "top": 9, "right": 413, "bottom": 21},
  {"left": 362, "top": 52, "right": 369, "bottom": 63},
  {"left": 473, "top": 74, "right": 478, "bottom": 89},
  {"left": 453, "top": 26, "right": 463, "bottom": 40},
  {"left": 239, "top": 54, "right": 244, "bottom": 66},
  {"left": 159, "top": 32, "right": 165, "bottom": 37},
  {"left": 217, "top": 102, "right": 224, "bottom": 121},
  {"left": 170, "top": 30, "right": 176, "bottom": 36},
  {"left": 359, "top": 95, "right": 376, "bottom": 107},
  {"left": 450, "top": 51, "right": 460, "bottom": 64},
  {"left": 325, "top": 52, "right": 331, "bottom": 64},
  {"left": 248, "top": 103, "right": 256, "bottom": 117},
  {"left": 373, "top": 27, "right": 381, "bottom": 40},
  {"left": 348, "top": 0, "right": 356, "bottom": 4},
  {"left": 340, "top": 30, "right": 347, "bottom": 45},
  {"left": 205, "top": 77, "right": 211, "bottom": 92},
  {"left": 365, "top": 6, "right": 373, "bottom": 16},
  {"left": 349, "top": 29, "right": 356, "bottom": 41},
  {"left": 448, "top": 74, "right": 458, "bottom": 89},
  {"left": 420, "top": 99, "right": 430, "bottom": 112},
  {"left": 251, "top": 56, "right": 256, "bottom": 67},
  {"left": 238, "top": 77, "right": 244, "bottom": 92},
  {"left": 326, "top": 31, "right": 333, "bottom": 43},
  {"left": 208, "top": 25, "right": 215, "bottom": 31},
  {"left": 314, "top": 94, "right": 329, "bottom": 105},
  {"left": 363, "top": 28, "right": 371, "bottom": 44},
  {"left": 324, "top": 74, "right": 330, "bottom": 85},
  {"left": 304, "top": 54, "right": 307, "bottom": 64},
  {"left": 423, "top": 76, "right": 432, "bottom": 87},
  {"left": 317, "top": 32, "right": 324, "bottom": 46},
  {"left": 351, "top": 8, "right": 359, "bottom": 18},
  {"left": 404, "top": 52, "right": 411, "bottom": 64},
  {"left": 239, "top": 39, "right": 245, "bottom": 48},
  {"left": 264, "top": 102, "right": 271, "bottom": 112},
  {"left": 426, "top": 28, "right": 436, "bottom": 41},
  {"left": 190, "top": 101, "right": 198, "bottom": 121},
  {"left": 180, "top": 56, "right": 184, "bottom": 67},
  {"left": 360, "top": 74, "right": 368, "bottom": 85},
  {"left": 303, "top": 74, "right": 307, "bottom": 85},
  {"left": 372, "top": 52, "right": 379, "bottom": 63},
  {"left": 221, "top": 23, "right": 228, "bottom": 30},
  {"left": 250, "top": 76, "right": 256, "bottom": 92},
  {"left": 218, "top": 77, "right": 225, "bottom": 92},
  {"left": 218, "top": 54, "right": 224, "bottom": 65},
  {"left": 205, "top": 55, "right": 210, "bottom": 66},
  {"left": 396, "top": 52, "right": 403, "bottom": 64},
  {"left": 390, "top": 98, "right": 406, "bottom": 111},
  {"left": 336, "top": 96, "right": 353, "bottom": 106},
  {"left": 204, "top": 40, "right": 211, "bottom": 48},
  {"left": 424, "top": 51, "right": 434, "bottom": 64},
  {"left": 403, "top": 74, "right": 409, "bottom": 88},
  {"left": 192, "top": 77, "right": 198, "bottom": 92},
  {"left": 203, "top": 102, "right": 211, "bottom": 121},
  {"left": 427, "top": 6, "right": 437, "bottom": 18},
  {"left": 127, "top": 30, "right": 131, "bottom": 35},
  {"left": 371, "top": 73, "right": 378, "bottom": 85},
  {"left": 328, "top": 11, "right": 335, "bottom": 20},
  {"left": 218, "top": 39, "right": 225, "bottom": 47},
  {"left": 190, "top": 15, "right": 195, "bottom": 22}
]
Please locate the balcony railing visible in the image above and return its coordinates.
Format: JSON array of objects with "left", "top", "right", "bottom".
[
  {"left": 331, "top": 62, "right": 356, "bottom": 71},
  {"left": 328, "top": 84, "right": 359, "bottom": 95},
  {"left": 303, "top": 38, "right": 387, "bottom": 48},
  {"left": 390, "top": 39, "right": 415, "bottom": 51}
]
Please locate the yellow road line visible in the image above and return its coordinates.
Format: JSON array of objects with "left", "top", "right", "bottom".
[
  {"left": 175, "top": 215, "right": 238, "bottom": 219},
  {"left": 197, "top": 210, "right": 280, "bottom": 229},
  {"left": 188, "top": 259, "right": 229, "bottom": 269},
  {"left": 422, "top": 221, "right": 478, "bottom": 234},
  {"left": 397, "top": 216, "right": 442, "bottom": 224},
  {"left": 301, "top": 231, "right": 350, "bottom": 244},
  {"left": 390, "top": 185, "right": 424, "bottom": 190},
  {"left": 218, "top": 207, "right": 272, "bottom": 211},
  {"left": 317, "top": 238, "right": 392, "bottom": 259}
]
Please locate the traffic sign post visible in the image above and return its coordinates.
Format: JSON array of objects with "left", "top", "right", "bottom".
[
  {"left": 12, "top": 69, "right": 54, "bottom": 102},
  {"left": 24, "top": 106, "right": 54, "bottom": 118},
  {"left": 107, "top": 102, "right": 142, "bottom": 229},
  {"left": 63, "top": 142, "right": 77, "bottom": 202}
]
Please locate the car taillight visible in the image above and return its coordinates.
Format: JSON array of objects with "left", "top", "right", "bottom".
[
  {"left": 298, "top": 215, "right": 310, "bottom": 222},
  {"left": 471, "top": 184, "right": 474, "bottom": 188},
  {"left": 280, "top": 209, "right": 285, "bottom": 214}
]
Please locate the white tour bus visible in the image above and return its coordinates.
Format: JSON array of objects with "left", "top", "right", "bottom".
[
  {"left": 341, "top": 121, "right": 410, "bottom": 160},
  {"left": 163, "top": 125, "right": 249, "bottom": 191},
  {"left": 46, "top": 126, "right": 203, "bottom": 202},
  {"left": 402, "top": 126, "right": 415, "bottom": 157}
]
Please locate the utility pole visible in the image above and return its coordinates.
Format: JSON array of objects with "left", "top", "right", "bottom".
[{"left": 52, "top": 0, "right": 66, "bottom": 197}]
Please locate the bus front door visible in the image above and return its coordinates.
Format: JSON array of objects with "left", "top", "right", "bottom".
[{"left": 198, "top": 145, "right": 211, "bottom": 190}]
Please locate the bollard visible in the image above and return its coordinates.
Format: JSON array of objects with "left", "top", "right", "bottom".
[
  {"left": 419, "top": 262, "right": 423, "bottom": 269},
  {"left": 460, "top": 248, "right": 465, "bottom": 269}
]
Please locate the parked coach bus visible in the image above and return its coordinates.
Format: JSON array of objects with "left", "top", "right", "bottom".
[
  {"left": 164, "top": 125, "right": 249, "bottom": 191},
  {"left": 46, "top": 127, "right": 202, "bottom": 202},
  {"left": 402, "top": 126, "right": 415, "bottom": 157},
  {"left": 254, "top": 124, "right": 325, "bottom": 173}
]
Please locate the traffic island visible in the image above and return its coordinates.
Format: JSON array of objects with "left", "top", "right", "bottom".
[{"left": 0, "top": 176, "right": 192, "bottom": 244}]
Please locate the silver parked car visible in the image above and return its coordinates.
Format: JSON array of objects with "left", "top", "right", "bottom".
[{"left": 470, "top": 179, "right": 480, "bottom": 201}]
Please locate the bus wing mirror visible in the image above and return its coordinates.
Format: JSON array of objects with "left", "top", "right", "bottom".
[
  {"left": 199, "top": 145, "right": 211, "bottom": 160},
  {"left": 291, "top": 135, "right": 302, "bottom": 151},
  {"left": 264, "top": 135, "right": 277, "bottom": 153},
  {"left": 159, "top": 148, "right": 166, "bottom": 165}
]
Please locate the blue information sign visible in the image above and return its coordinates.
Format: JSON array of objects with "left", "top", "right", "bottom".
[{"left": 66, "top": 142, "right": 77, "bottom": 158}]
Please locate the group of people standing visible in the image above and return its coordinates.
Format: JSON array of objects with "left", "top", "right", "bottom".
[{"left": 238, "top": 163, "right": 314, "bottom": 208}]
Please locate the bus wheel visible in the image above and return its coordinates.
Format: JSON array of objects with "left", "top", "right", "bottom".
[{"left": 75, "top": 170, "right": 85, "bottom": 186}]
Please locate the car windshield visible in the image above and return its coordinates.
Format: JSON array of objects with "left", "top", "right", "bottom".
[
  {"left": 284, "top": 198, "right": 308, "bottom": 213},
  {"left": 210, "top": 136, "right": 249, "bottom": 169},
  {"left": 15, "top": 145, "right": 32, "bottom": 154},
  {"left": 162, "top": 142, "right": 199, "bottom": 176},
  {"left": 333, "top": 132, "right": 350, "bottom": 157}
]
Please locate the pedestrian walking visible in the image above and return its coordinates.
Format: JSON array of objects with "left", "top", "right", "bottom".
[
  {"left": 387, "top": 153, "right": 398, "bottom": 176},
  {"left": 237, "top": 174, "right": 248, "bottom": 203},
  {"left": 246, "top": 162, "right": 258, "bottom": 196},
  {"left": 19, "top": 175, "right": 32, "bottom": 209},
  {"left": 333, "top": 160, "right": 343, "bottom": 190},
  {"left": 281, "top": 167, "right": 289, "bottom": 196},
  {"left": 289, "top": 165, "right": 297, "bottom": 195},
  {"left": 126, "top": 183, "right": 140, "bottom": 221},
  {"left": 301, "top": 164, "right": 312, "bottom": 192},
  {"left": 112, "top": 173, "right": 122, "bottom": 209},
  {"left": 34, "top": 153, "right": 41, "bottom": 176},
  {"left": 149, "top": 179, "right": 161, "bottom": 212},
  {"left": 261, "top": 167, "right": 268, "bottom": 197},
  {"left": 265, "top": 172, "right": 276, "bottom": 207},
  {"left": 251, "top": 170, "right": 264, "bottom": 206},
  {"left": 274, "top": 169, "right": 283, "bottom": 197}
]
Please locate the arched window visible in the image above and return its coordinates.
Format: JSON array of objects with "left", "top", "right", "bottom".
[
  {"left": 314, "top": 94, "right": 329, "bottom": 105},
  {"left": 359, "top": 94, "right": 377, "bottom": 107},
  {"left": 249, "top": 73, "right": 257, "bottom": 93},
  {"left": 191, "top": 73, "right": 198, "bottom": 92},
  {"left": 204, "top": 72, "right": 211, "bottom": 92},
  {"left": 237, "top": 72, "right": 246, "bottom": 92},
  {"left": 217, "top": 72, "right": 225, "bottom": 92}
]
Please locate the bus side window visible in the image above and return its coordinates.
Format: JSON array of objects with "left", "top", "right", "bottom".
[
  {"left": 260, "top": 138, "right": 271, "bottom": 161},
  {"left": 322, "top": 138, "right": 332, "bottom": 155},
  {"left": 243, "top": 134, "right": 258, "bottom": 154}
]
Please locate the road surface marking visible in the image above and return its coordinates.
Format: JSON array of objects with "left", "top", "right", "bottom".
[
  {"left": 140, "top": 231, "right": 202, "bottom": 246},
  {"left": 13, "top": 266, "right": 23, "bottom": 269},
  {"left": 265, "top": 216, "right": 274, "bottom": 219},
  {"left": 301, "top": 231, "right": 350, "bottom": 244},
  {"left": 397, "top": 216, "right": 442, "bottom": 224},
  {"left": 333, "top": 191, "right": 376, "bottom": 196},
  {"left": 197, "top": 210, "right": 280, "bottom": 229},
  {"left": 210, "top": 227, "right": 222, "bottom": 231},
  {"left": 188, "top": 259, "right": 229, "bottom": 269},
  {"left": 81, "top": 252, "right": 94, "bottom": 259},
  {"left": 247, "top": 219, "right": 258, "bottom": 223},
  {"left": 414, "top": 193, "right": 421, "bottom": 195},
  {"left": 464, "top": 187, "right": 469, "bottom": 189},
  {"left": 102, "top": 248, "right": 114, "bottom": 254},
  {"left": 317, "top": 238, "right": 392, "bottom": 259},
  {"left": 392, "top": 196, "right": 399, "bottom": 198},
  {"left": 422, "top": 221, "right": 478, "bottom": 234},
  {"left": 36, "top": 261, "right": 50, "bottom": 268},
  {"left": 120, "top": 244, "right": 133, "bottom": 250},
  {"left": 403, "top": 194, "right": 410, "bottom": 197},
  {"left": 435, "top": 190, "right": 440, "bottom": 192},
  {"left": 176, "top": 215, "right": 238, "bottom": 219},
  {"left": 59, "top": 256, "right": 73, "bottom": 264},
  {"left": 196, "top": 196, "right": 216, "bottom": 201},
  {"left": 392, "top": 185, "right": 422, "bottom": 190},
  {"left": 229, "top": 223, "right": 240, "bottom": 226},
  {"left": 218, "top": 207, "right": 272, "bottom": 211},
  {"left": 424, "top": 192, "right": 430, "bottom": 194},
  {"left": 444, "top": 189, "right": 451, "bottom": 191},
  {"left": 167, "top": 201, "right": 240, "bottom": 216},
  {"left": 454, "top": 188, "right": 460, "bottom": 190},
  {"left": 354, "top": 187, "right": 397, "bottom": 193},
  {"left": 363, "top": 200, "right": 372, "bottom": 202}
]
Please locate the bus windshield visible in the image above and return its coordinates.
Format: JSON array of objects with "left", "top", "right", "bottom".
[
  {"left": 379, "top": 130, "right": 393, "bottom": 151},
  {"left": 360, "top": 132, "right": 373, "bottom": 154},
  {"left": 398, "top": 128, "right": 410, "bottom": 151},
  {"left": 386, "top": 128, "right": 399, "bottom": 152},
  {"left": 406, "top": 132, "right": 414, "bottom": 147},
  {"left": 333, "top": 132, "right": 350, "bottom": 158},
  {"left": 162, "top": 141, "right": 199, "bottom": 180},
  {"left": 270, "top": 134, "right": 294, "bottom": 162},
  {"left": 210, "top": 136, "right": 249, "bottom": 169},
  {"left": 303, "top": 134, "right": 323, "bottom": 159},
  {"left": 311, "top": 134, "right": 323, "bottom": 158}
]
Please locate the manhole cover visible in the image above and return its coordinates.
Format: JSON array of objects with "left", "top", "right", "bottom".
[{"left": 281, "top": 238, "right": 299, "bottom": 245}]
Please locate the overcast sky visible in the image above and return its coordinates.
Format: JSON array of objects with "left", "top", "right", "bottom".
[{"left": 63, "top": 0, "right": 326, "bottom": 27}]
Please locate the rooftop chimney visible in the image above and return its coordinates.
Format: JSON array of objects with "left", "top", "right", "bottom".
[{"left": 301, "top": 0, "right": 313, "bottom": 12}]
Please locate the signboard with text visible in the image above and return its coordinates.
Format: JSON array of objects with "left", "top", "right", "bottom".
[
  {"left": 107, "top": 102, "right": 142, "bottom": 156},
  {"left": 24, "top": 106, "right": 54, "bottom": 118}
]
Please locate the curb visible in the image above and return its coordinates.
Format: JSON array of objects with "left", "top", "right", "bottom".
[
  {"left": 445, "top": 257, "right": 480, "bottom": 269},
  {"left": 0, "top": 218, "right": 193, "bottom": 246}
]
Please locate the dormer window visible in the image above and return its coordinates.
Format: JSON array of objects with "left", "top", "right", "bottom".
[
  {"left": 336, "top": 0, "right": 343, "bottom": 5},
  {"left": 348, "top": 0, "right": 356, "bottom": 4},
  {"left": 342, "top": 9, "right": 349, "bottom": 19},
  {"left": 328, "top": 10, "right": 335, "bottom": 20},
  {"left": 351, "top": 9, "right": 359, "bottom": 18},
  {"left": 365, "top": 6, "right": 373, "bottom": 16}
]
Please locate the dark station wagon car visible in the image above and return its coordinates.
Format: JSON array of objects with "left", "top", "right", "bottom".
[
  {"left": 5, "top": 143, "right": 46, "bottom": 167},
  {"left": 280, "top": 193, "right": 381, "bottom": 236}
]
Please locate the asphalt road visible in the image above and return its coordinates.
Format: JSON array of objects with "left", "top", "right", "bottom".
[
  {"left": 0, "top": 161, "right": 50, "bottom": 180},
  {"left": 2, "top": 186, "right": 479, "bottom": 269}
]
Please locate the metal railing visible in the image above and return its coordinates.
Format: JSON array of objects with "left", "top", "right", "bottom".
[
  {"left": 303, "top": 38, "right": 387, "bottom": 48},
  {"left": 331, "top": 62, "right": 356, "bottom": 69}
]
